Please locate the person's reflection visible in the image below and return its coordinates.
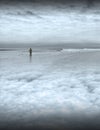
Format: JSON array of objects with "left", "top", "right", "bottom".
[
  {"left": 29, "top": 48, "right": 32, "bottom": 62},
  {"left": 30, "top": 55, "right": 32, "bottom": 62}
]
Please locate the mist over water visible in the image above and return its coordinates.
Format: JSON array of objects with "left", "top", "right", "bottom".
[
  {"left": 0, "top": 0, "right": 100, "bottom": 130},
  {"left": 0, "top": 48, "right": 100, "bottom": 129}
]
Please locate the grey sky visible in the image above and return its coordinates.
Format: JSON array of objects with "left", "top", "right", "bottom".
[{"left": 0, "top": 0, "right": 100, "bottom": 47}]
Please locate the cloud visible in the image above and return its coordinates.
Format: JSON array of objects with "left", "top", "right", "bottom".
[
  {"left": 0, "top": 3, "right": 100, "bottom": 45},
  {"left": 6, "top": 10, "right": 44, "bottom": 19}
]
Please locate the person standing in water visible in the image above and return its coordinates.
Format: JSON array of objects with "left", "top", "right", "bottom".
[{"left": 29, "top": 48, "right": 32, "bottom": 56}]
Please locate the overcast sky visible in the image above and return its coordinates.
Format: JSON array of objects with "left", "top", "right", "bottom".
[{"left": 0, "top": 0, "right": 100, "bottom": 47}]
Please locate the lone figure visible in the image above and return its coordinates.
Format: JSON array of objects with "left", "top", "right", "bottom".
[{"left": 29, "top": 48, "right": 32, "bottom": 56}]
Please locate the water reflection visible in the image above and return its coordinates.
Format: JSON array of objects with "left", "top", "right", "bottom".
[{"left": 29, "top": 55, "right": 32, "bottom": 63}]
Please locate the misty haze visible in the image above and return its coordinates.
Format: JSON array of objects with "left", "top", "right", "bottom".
[{"left": 0, "top": 0, "right": 100, "bottom": 130}]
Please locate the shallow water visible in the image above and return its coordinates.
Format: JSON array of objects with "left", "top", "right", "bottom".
[{"left": 0, "top": 49, "right": 100, "bottom": 129}]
